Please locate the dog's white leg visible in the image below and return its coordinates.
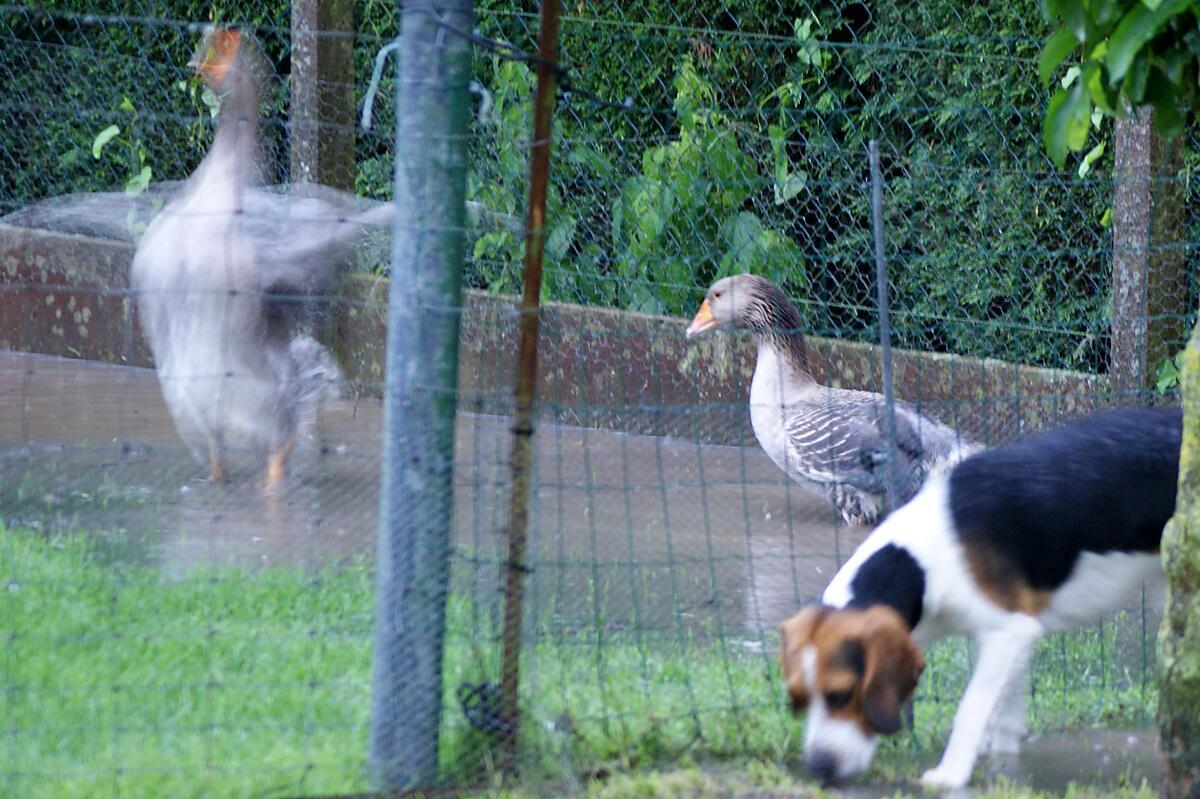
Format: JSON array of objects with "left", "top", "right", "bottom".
[
  {"left": 983, "top": 662, "right": 1029, "bottom": 756},
  {"left": 920, "top": 616, "right": 1042, "bottom": 789}
]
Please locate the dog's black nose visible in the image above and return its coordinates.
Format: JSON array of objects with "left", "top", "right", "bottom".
[{"left": 805, "top": 750, "right": 839, "bottom": 785}]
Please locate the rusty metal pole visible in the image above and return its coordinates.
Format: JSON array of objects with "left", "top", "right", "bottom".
[
  {"left": 868, "top": 139, "right": 902, "bottom": 513},
  {"left": 498, "top": 0, "right": 561, "bottom": 774}
]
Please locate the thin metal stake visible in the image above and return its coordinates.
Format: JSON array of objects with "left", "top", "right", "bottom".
[
  {"left": 869, "top": 139, "right": 903, "bottom": 512},
  {"left": 499, "top": 0, "right": 562, "bottom": 776}
]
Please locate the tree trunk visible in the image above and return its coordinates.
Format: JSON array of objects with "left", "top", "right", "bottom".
[
  {"left": 1110, "top": 108, "right": 1187, "bottom": 400},
  {"left": 1159, "top": 319, "right": 1200, "bottom": 799},
  {"left": 290, "top": 0, "right": 355, "bottom": 190}
]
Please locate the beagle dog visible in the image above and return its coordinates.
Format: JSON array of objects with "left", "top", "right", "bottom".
[{"left": 780, "top": 407, "right": 1180, "bottom": 789}]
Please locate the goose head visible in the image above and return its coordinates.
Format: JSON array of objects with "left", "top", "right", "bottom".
[
  {"left": 189, "top": 27, "right": 267, "bottom": 95},
  {"left": 186, "top": 26, "right": 270, "bottom": 185},
  {"left": 686, "top": 273, "right": 812, "bottom": 372},
  {"left": 685, "top": 274, "right": 802, "bottom": 338}
]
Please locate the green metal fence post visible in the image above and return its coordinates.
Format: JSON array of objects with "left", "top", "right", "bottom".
[{"left": 369, "top": 0, "right": 474, "bottom": 789}]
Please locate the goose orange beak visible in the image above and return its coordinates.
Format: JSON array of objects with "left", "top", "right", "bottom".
[
  {"left": 190, "top": 28, "right": 241, "bottom": 86},
  {"left": 686, "top": 299, "right": 717, "bottom": 339}
]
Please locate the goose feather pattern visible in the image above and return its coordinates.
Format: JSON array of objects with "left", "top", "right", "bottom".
[
  {"left": 688, "top": 274, "right": 977, "bottom": 525},
  {"left": 130, "top": 27, "right": 392, "bottom": 490}
]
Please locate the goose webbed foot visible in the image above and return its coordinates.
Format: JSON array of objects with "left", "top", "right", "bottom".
[
  {"left": 208, "top": 439, "right": 227, "bottom": 484},
  {"left": 264, "top": 434, "right": 295, "bottom": 496}
]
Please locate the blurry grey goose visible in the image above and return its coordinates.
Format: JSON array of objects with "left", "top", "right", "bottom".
[
  {"left": 130, "top": 27, "right": 392, "bottom": 492},
  {"left": 686, "top": 274, "right": 977, "bottom": 525}
]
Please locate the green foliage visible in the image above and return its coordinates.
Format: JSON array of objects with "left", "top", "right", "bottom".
[
  {"left": 4, "top": 0, "right": 1196, "bottom": 372},
  {"left": 1156, "top": 350, "right": 1185, "bottom": 393},
  {"left": 463, "top": 58, "right": 597, "bottom": 303},
  {"left": 1040, "top": 0, "right": 1200, "bottom": 167},
  {"left": 90, "top": 98, "right": 154, "bottom": 197},
  {"left": 608, "top": 57, "right": 804, "bottom": 314}
]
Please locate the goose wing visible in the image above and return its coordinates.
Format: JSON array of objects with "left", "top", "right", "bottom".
[
  {"left": 2, "top": 183, "right": 184, "bottom": 242},
  {"left": 242, "top": 188, "right": 394, "bottom": 296},
  {"left": 781, "top": 390, "right": 926, "bottom": 500}
]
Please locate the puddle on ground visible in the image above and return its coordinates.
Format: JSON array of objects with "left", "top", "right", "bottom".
[
  {"left": 0, "top": 350, "right": 860, "bottom": 636},
  {"left": 783, "top": 729, "right": 1160, "bottom": 798},
  {"left": 0, "top": 353, "right": 1168, "bottom": 793},
  {"left": 1013, "top": 728, "right": 1159, "bottom": 793}
]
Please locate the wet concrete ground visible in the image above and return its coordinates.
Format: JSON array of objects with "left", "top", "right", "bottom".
[
  {"left": 0, "top": 351, "right": 1166, "bottom": 793},
  {"left": 0, "top": 350, "right": 864, "bottom": 636}
]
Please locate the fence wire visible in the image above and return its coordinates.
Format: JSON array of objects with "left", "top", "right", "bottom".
[{"left": 0, "top": 1, "right": 1194, "bottom": 796}]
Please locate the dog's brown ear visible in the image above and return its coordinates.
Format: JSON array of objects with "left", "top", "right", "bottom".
[
  {"left": 779, "top": 605, "right": 828, "bottom": 703},
  {"left": 858, "top": 606, "right": 924, "bottom": 735}
]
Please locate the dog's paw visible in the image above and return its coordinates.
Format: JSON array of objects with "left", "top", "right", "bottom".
[
  {"left": 920, "top": 765, "right": 970, "bottom": 790},
  {"left": 982, "top": 734, "right": 1023, "bottom": 756}
]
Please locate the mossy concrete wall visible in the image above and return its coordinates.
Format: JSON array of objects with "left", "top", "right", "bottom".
[
  {"left": 1160, "top": 320, "right": 1200, "bottom": 799},
  {"left": 2, "top": 223, "right": 1112, "bottom": 447}
]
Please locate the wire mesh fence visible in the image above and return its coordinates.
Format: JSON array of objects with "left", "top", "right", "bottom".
[{"left": 0, "top": 1, "right": 1194, "bottom": 796}]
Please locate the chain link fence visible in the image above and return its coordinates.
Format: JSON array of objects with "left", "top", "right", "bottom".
[{"left": 1, "top": 1, "right": 1194, "bottom": 796}]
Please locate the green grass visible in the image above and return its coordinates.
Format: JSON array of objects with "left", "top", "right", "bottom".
[
  {"left": 0, "top": 526, "right": 1159, "bottom": 798},
  {"left": 460, "top": 764, "right": 1160, "bottom": 799},
  {"left": 2, "top": 526, "right": 375, "bottom": 798}
]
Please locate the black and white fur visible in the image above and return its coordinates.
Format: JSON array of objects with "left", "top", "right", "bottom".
[{"left": 813, "top": 407, "right": 1180, "bottom": 788}]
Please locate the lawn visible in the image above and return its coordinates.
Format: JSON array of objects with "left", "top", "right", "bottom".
[
  {"left": 0, "top": 525, "right": 1159, "bottom": 798},
  {"left": 1, "top": 525, "right": 375, "bottom": 798}
]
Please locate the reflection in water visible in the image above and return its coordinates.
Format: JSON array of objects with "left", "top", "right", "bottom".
[
  {"left": 1, "top": 351, "right": 845, "bottom": 639},
  {"left": 0, "top": 352, "right": 1169, "bottom": 792}
]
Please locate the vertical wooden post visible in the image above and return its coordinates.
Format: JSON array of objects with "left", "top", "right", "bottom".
[
  {"left": 1110, "top": 107, "right": 1188, "bottom": 399},
  {"left": 290, "top": 0, "right": 356, "bottom": 190},
  {"left": 499, "top": 0, "right": 562, "bottom": 775}
]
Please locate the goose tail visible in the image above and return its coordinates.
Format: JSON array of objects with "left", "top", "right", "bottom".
[
  {"left": 927, "top": 437, "right": 983, "bottom": 476},
  {"left": 288, "top": 335, "right": 343, "bottom": 450}
]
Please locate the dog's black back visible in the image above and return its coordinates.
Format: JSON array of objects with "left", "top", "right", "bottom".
[{"left": 949, "top": 407, "right": 1181, "bottom": 590}]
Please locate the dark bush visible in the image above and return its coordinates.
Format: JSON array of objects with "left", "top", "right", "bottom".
[{"left": 2, "top": 1, "right": 1195, "bottom": 372}]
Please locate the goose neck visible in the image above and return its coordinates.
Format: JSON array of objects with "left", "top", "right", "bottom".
[
  {"left": 755, "top": 330, "right": 813, "bottom": 383},
  {"left": 206, "top": 72, "right": 262, "bottom": 184}
]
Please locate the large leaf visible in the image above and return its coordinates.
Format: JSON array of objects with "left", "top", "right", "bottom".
[
  {"left": 1090, "top": 0, "right": 1127, "bottom": 32},
  {"left": 1146, "top": 70, "right": 1186, "bottom": 138},
  {"left": 91, "top": 125, "right": 120, "bottom": 160},
  {"left": 721, "top": 212, "right": 765, "bottom": 260},
  {"left": 1047, "top": 0, "right": 1093, "bottom": 41},
  {"left": 1122, "top": 49, "right": 1151, "bottom": 104},
  {"left": 768, "top": 124, "right": 807, "bottom": 205},
  {"left": 717, "top": 212, "right": 803, "bottom": 286},
  {"left": 1160, "top": 45, "right": 1192, "bottom": 86},
  {"left": 1077, "top": 140, "right": 1106, "bottom": 178},
  {"left": 545, "top": 214, "right": 577, "bottom": 263},
  {"left": 1106, "top": 0, "right": 1192, "bottom": 83},
  {"left": 124, "top": 165, "right": 152, "bottom": 197},
  {"left": 1084, "top": 57, "right": 1117, "bottom": 111},
  {"left": 1039, "top": 27, "right": 1079, "bottom": 85},
  {"left": 1044, "top": 81, "right": 1091, "bottom": 168},
  {"left": 706, "top": 130, "right": 755, "bottom": 208}
]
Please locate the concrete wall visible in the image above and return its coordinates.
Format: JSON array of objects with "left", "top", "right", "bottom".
[{"left": 1, "top": 223, "right": 1112, "bottom": 447}]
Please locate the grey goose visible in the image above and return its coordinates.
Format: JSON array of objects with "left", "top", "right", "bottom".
[
  {"left": 686, "top": 274, "right": 977, "bottom": 525},
  {"left": 130, "top": 27, "right": 392, "bottom": 492}
]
